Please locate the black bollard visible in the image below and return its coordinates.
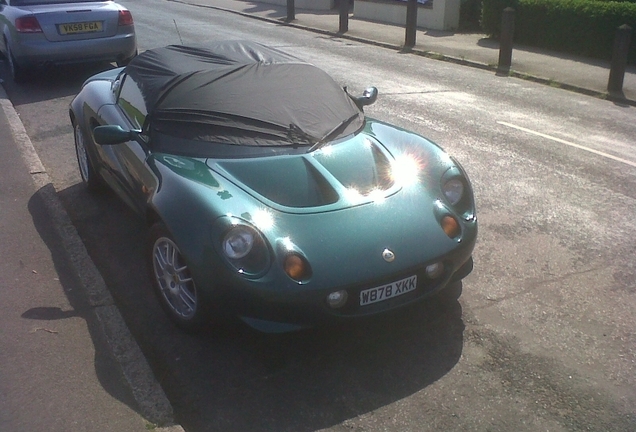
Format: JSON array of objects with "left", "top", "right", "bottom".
[
  {"left": 498, "top": 7, "right": 515, "bottom": 72},
  {"left": 608, "top": 24, "right": 632, "bottom": 93},
  {"left": 287, "top": 0, "right": 295, "bottom": 22},
  {"left": 339, "top": 0, "right": 349, "bottom": 33},
  {"left": 404, "top": 0, "right": 418, "bottom": 48}
]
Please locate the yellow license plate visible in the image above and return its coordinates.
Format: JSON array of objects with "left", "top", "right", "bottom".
[{"left": 59, "top": 21, "right": 103, "bottom": 35}]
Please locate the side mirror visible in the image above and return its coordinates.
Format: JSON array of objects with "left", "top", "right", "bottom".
[
  {"left": 352, "top": 86, "right": 378, "bottom": 110},
  {"left": 360, "top": 87, "right": 378, "bottom": 105},
  {"left": 92, "top": 125, "right": 138, "bottom": 145}
]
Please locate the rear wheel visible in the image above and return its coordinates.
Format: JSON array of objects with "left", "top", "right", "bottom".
[
  {"left": 116, "top": 50, "right": 137, "bottom": 67},
  {"left": 148, "top": 222, "right": 209, "bottom": 332},
  {"left": 74, "top": 122, "right": 104, "bottom": 192},
  {"left": 6, "top": 43, "right": 27, "bottom": 84}
]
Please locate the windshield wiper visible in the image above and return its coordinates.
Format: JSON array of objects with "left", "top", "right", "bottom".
[
  {"left": 288, "top": 123, "right": 318, "bottom": 146},
  {"left": 307, "top": 112, "right": 360, "bottom": 153}
]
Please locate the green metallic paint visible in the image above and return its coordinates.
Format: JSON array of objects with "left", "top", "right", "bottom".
[
  {"left": 72, "top": 69, "right": 476, "bottom": 329},
  {"left": 145, "top": 118, "right": 476, "bottom": 313}
]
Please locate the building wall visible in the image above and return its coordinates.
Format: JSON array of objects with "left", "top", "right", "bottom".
[
  {"left": 259, "top": 0, "right": 335, "bottom": 10},
  {"left": 353, "top": 0, "right": 460, "bottom": 31}
]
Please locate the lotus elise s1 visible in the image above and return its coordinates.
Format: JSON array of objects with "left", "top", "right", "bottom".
[{"left": 69, "top": 41, "right": 477, "bottom": 332}]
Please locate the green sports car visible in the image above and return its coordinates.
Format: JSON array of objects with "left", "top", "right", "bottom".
[{"left": 69, "top": 41, "right": 477, "bottom": 332}]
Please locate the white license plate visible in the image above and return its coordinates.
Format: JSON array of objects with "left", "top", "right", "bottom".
[{"left": 359, "top": 275, "right": 417, "bottom": 306}]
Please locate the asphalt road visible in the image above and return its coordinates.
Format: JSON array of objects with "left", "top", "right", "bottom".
[{"left": 1, "top": 0, "right": 635, "bottom": 430}]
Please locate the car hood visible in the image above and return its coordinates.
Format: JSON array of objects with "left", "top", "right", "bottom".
[
  {"left": 207, "top": 120, "right": 449, "bottom": 214},
  {"left": 151, "top": 119, "right": 475, "bottom": 290}
]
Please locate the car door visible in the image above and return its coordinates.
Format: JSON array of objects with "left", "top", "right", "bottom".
[{"left": 96, "top": 72, "right": 157, "bottom": 215}]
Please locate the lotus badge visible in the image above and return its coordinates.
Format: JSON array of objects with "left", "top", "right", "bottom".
[{"left": 382, "top": 248, "right": 395, "bottom": 262}]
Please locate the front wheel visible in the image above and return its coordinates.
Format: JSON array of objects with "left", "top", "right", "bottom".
[{"left": 148, "top": 222, "right": 209, "bottom": 332}]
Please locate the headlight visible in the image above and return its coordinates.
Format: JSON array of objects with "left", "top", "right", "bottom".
[
  {"left": 223, "top": 226, "right": 255, "bottom": 259},
  {"left": 442, "top": 178, "right": 464, "bottom": 206},
  {"left": 215, "top": 218, "right": 272, "bottom": 277}
]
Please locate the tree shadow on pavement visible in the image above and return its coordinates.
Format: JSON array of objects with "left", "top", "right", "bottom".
[{"left": 476, "top": 36, "right": 636, "bottom": 74}]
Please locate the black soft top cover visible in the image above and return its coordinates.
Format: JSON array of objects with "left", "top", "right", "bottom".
[{"left": 124, "top": 41, "right": 364, "bottom": 147}]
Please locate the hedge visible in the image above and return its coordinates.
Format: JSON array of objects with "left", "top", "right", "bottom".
[{"left": 481, "top": 0, "right": 636, "bottom": 62}]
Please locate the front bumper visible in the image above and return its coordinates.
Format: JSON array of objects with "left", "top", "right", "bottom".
[{"left": 215, "top": 238, "right": 475, "bottom": 331}]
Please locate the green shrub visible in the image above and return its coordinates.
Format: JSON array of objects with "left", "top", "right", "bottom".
[
  {"left": 481, "top": 0, "right": 517, "bottom": 37},
  {"left": 592, "top": 0, "right": 636, "bottom": 3},
  {"left": 481, "top": 0, "right": 636, "bottom": 63},
  {"left": 481, "top": 0, "right": 636, "bottom": 62},
  {"left": 460, "top": 0, "right": 484, "bottom": 31},
  {"left": 517, "top": 0, "right": 628, "bottom": 57}
]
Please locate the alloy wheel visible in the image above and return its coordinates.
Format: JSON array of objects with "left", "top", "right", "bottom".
[{"left": 152, "top": 236, "right": 198, "bottom": 319}]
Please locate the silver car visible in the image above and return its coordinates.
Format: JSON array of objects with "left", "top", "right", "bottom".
[{"left": 0, "top": 0, "right": 136, "bottom": 82}]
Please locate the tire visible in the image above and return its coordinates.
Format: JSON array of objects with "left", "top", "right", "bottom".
[
  {"left": 116, "top": 50, "right": 137, "bottom": 67},
  {"left": 6, "top": 43, "right": 27, "bottom": 84},
  {"left": 73, "top": 122, "right": 104, "bottom": 192},
  {"left": 148, "top": 222, "right": 209, "bottom": 332}
]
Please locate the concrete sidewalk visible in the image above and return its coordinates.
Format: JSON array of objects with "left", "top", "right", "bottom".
[
  {"left": 0, "top": 87, "right": 183, "bottom": 431},
  {"left": 175, "top": 0, "right": 636, "bottom": 105}
]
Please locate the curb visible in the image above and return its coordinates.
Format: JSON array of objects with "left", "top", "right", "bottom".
[
  {"left": 171, "top": 0, "right": 636, "bottom": 107},
  {"left": 0, "top": 85, "right": 184, "bottom": 432}
]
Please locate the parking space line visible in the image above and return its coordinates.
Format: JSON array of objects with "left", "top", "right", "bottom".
[{"left": 497, "top": 121, "right": 636, "bottom": 168}]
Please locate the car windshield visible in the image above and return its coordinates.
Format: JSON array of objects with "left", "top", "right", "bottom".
[{"left": 12, "top": 0, "right": 104, "bottom": 5}]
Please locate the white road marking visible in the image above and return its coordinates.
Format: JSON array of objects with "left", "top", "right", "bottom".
[{"left": 497, "top": 121, "right": 636, "bottom": 168}]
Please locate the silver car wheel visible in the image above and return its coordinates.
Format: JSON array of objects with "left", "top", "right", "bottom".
[
  {"left": 74, "top": 124, "right": 90, "bottom": 183},
  {"left": 152, "top": 236, "right": 198, "bottom": 320}
]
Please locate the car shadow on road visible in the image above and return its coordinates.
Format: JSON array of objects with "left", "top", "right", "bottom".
[
  {"left": 139, "top": 288, "right": 464, "bottom": 432},
  {"left": 56, "top": 178, "right": 466, "bottom": 432}
]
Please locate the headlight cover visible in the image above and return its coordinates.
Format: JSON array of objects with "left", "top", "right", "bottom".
[
  {"left": 223, "top": 226, "right": 255, "bottom": 259},
  {"left": 218, "top": 222, "right": 271, "bottom": 277},
  {"left": 442, "top": 178, "right": 464, "bottom": 206}
]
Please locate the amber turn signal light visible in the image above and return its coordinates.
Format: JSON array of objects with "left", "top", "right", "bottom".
[
  {"left": 284, "top": 254, "right": 310, "bottom": 281},
  {"left": 441, "top": 215, "right": 460, "bottom": 238}
]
